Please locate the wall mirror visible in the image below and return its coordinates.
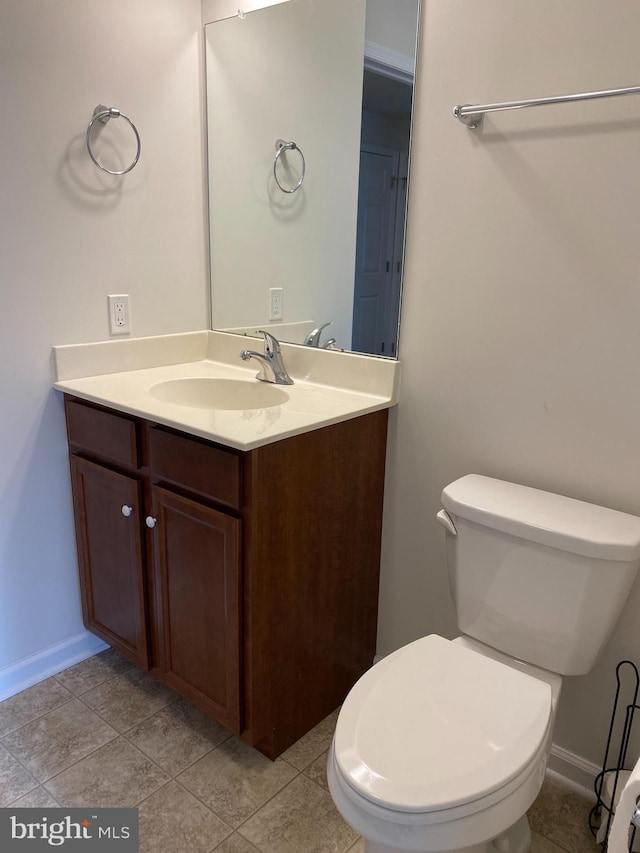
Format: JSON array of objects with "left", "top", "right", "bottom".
[{"left": 205, "top": 0, "right": 419, "bottom": 357}]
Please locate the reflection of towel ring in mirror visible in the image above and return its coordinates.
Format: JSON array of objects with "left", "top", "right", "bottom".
[
  {"left": 273, "top": 139, "right": 305, "bottom": 193},
  {"left": 86, "top": 105, "right": 141, "bottom": 175}
]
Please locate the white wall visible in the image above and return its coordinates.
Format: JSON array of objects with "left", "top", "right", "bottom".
[
  {"left": 379, "top": 0, "right": 640, "bottom": 769},
  {"left": 365, "top": 0, "right": 418, "bottom": 59},
  {"left": 0, "top": 0, "right": 208, "bottom": 685}
]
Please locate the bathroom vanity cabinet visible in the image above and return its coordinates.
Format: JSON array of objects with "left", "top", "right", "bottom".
[{"left": 63, "top": 395, "right": 388, "bottom": 758}]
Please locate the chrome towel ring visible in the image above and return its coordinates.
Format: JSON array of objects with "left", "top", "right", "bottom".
[
  {"left": 86, "top": 104, "right": 141, "bottom": 175},
  {"left": 273, "top": 139, "right": 305, "bottom": 193}
]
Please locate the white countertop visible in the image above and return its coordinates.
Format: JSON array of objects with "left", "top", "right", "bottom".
[{"left": 53, "top": 331, "right": 400, "bottom": 450}]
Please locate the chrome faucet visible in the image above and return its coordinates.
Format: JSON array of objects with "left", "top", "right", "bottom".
[
  {"left": 304, "top": 321, "right": 332, "bottom": 347},
  {"left": 240, "top": 330, "right": 294, "bottom": 385}
]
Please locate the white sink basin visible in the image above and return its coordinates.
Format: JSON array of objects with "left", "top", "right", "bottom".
[{"left": 149, "top": 377, "right": 289, "bottom": 410}]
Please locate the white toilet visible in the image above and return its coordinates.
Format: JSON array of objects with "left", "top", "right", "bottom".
[{"left": 328, "top": 474, "right": 640, "bottom": 853}]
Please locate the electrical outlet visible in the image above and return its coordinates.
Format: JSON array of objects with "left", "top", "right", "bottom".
[
  {"left": 108, "top": 294, "right": 131, "bottom": 335},
  {"left": 269, "top": 287, "right": 284, "bottom": 321}
]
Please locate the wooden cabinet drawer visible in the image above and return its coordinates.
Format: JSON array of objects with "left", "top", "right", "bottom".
[
  {"left": 148, "top": 427, "right": 242, "bottom": 510},
  {"left": 65, "top": 399, "right": 140, "bottom": 469}
]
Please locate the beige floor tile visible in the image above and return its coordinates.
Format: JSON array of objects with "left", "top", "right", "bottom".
[
  {"left": 0, "top": 743, "right": 38, "bottom": 806},
  {"left": 215, "top": 834, "right": 261, "bottom": 852},
  {"left": 346, "top": 839, "right": 366, "bottom": 853},
  {"left": 530, "top": 830, "right": 568, "bottom": 852},
  {"left": 0, "top": 678, "right": 72, "bottom": 738},
  {"left": 55, "top": 648, "right": 134, "bottom": 696},
  {"left": 304, "top": 749, "right": 329, "bottom": 791},
  {"left": 178, "top": 736, "right": 297, "bottom": 827},
  {"left": 2, "top": 698, "right": 118, "bottom": 782},
  {"left": 44, "top": 737, "right": 169, "bottom": 808},
  {"left": 138, "top": 780, "right": 232, "bottom": 853},
  {"left": 8, "top": 786, "right": 60, "bottom": 808},
  {"left": 81, "top": 667, "right": 178, "bottom": 733},
  {"left": 126, "top": 697, "right": 231, "bottom": 776},
  {"left": 528, "top": 779, "right": 599, "bottom": 853},
  {"left": 239, "top": 774, "right": 358, "bottom": 853},
  {"left": 280, "top": 709, "right": 339, "bottom": 771}
]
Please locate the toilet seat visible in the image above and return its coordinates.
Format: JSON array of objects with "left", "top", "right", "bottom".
[{"left": 334, "top": 634, "right": 552, "bottom": 815}]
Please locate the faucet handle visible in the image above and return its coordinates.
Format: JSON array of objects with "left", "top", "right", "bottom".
[{"left": 257, "top": 330, "right": 281, "bottom": 354}]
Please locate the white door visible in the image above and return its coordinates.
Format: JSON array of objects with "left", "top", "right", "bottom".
[{"left": 352, "top": 145, "right": 400, "bottom": 356}]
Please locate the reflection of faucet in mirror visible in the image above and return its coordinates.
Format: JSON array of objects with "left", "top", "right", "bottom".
[
  {"left": 304, "top": 322, "right": 332, "bottom": 347},
  {"left": 240, "top": 331, "right": 294, "bottom": 386}
]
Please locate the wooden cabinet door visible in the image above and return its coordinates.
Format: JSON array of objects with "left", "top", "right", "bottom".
[
  {"left": 150, "top": 486, "right": 242, "bottom": 733},
  {"left": 70, "top": 456, "right": 149, "bottom": 668}
]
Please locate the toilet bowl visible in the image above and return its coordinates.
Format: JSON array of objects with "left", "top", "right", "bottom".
[
  {"left": 327, "top": 475, "right": 640, "bottom": 852},
  {"left": 328, "top": 634, "right": 561, "bottom": 853}
]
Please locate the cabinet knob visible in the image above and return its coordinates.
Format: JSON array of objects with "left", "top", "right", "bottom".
[
  {"left": 121, "top": 505, "right": 133, "bottom": 518},
  {"left": 145, "top": 516, "right": 157, "bottom": 529}
]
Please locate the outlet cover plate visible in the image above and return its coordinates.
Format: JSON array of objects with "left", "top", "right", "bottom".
[
  {"left": 108, "top": 294, "right": 130, "bottom": 335},
  {"left": 269, "top": 287, "right": 284, "bottom": 320}
]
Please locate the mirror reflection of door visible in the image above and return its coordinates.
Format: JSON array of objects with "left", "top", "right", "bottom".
[{"left": 353, "top": 70, "right": 412, "bottom": 356}]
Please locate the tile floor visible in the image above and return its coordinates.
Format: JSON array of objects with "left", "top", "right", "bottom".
[{"left": 0, "top": 649, "right": 600, "bottom": 852}]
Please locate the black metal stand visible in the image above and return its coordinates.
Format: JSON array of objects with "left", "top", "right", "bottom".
[{"left": 589, "top": 660, "right": 640, "bottom": 851}]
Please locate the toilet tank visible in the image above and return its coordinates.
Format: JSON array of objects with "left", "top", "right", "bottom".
[{"left": 439, "top": 475, "right": 640, "bottom": 676}]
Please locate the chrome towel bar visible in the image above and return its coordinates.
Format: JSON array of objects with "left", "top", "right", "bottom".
[
  {"left": 86, "top": 104, "right": 141, "bottom": 175},
  {"left": 453, "top": 84, "right": 640, "bottom": 129}
]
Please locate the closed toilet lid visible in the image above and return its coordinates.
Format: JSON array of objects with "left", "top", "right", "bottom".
[{"left": 334, "top": 634, "right": 552, "bottom": 814}]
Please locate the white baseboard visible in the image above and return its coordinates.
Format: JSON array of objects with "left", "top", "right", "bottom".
[
  {"left": 546, "top": 743, "right": 599, "bottom": 801},
  {"left": 0, "top": 632, "right": 109, "bottom": 702}
]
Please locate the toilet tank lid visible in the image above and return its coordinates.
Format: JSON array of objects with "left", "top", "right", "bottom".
[{"left": 441, "top": 475, "right": 640, "bottom": 561}]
